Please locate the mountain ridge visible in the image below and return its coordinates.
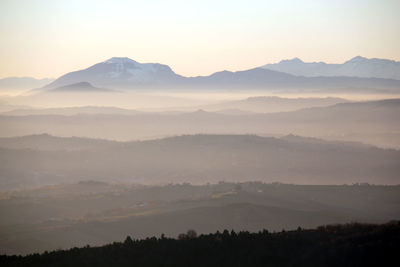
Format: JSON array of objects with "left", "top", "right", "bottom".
[
  {"left": 37, "top": 56, "right": 400, "bottom": 92},
  {"left": 262, "top": 56, "right": 400, "bottom": 79},
  {"left": 43, "top": 57, "right": 184, "bottom": 90}
]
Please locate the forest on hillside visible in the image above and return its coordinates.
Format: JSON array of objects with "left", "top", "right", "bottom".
[{"left": 1, "top": 222, "right": 399, "bottom": 267}]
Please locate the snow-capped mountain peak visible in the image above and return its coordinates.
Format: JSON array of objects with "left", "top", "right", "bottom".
[
  {"left": 103, "top": 57, "right": 138, "bottom": 64},
  {"left": 43, "top": 57, "right": 183, "bottom": 89}
]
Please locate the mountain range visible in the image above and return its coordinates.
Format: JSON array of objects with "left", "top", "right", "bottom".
[
  {"left": 262, "top": 56, "right": 400, "bottom": 79},
  {"left": 38, "top": 57, "right": 400, "bottom": 92}
]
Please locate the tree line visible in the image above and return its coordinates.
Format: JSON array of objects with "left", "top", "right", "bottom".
[{"left": 1, "top": 221, "right": 399, "bottom": 266}]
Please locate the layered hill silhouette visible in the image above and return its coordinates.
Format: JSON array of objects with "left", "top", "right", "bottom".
[
  {"left": 1, "top": 106, "right": 140, "bottom": 116},
  {"left": 201, "top": 96, "right": 348, "bottom": 113},
  {"left": 0, "top": 133, "right": 118, "bottom": 151},
  {"left": 1, "top": 96, "right": 348, "bottom": 115},
  {"left": 0, "top": 134, "right": 399, "bottom": 191},
  {"left": 1, "top": 98, "right": 399, "bottom": 147}
]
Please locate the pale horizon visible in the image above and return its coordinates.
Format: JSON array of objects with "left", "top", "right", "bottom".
[{"left": 1, "top": 0, "right": 399, "bottom": 79}]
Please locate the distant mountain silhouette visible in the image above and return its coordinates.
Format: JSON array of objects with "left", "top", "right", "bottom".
[
  {"left": 262, "top": 56, "right": 400, "bottom": 80},
  {"left": 39, "top": 57, "right": 400, "bottom": 92},
  {"left": 0, "top": 77, "right": 54, "bottom": 91},
  {"left": 43, "top": 57, "right": 184, "bottom": 90},
  {"left": 47, "top": 81, "right": 114, "bottom": 92}
]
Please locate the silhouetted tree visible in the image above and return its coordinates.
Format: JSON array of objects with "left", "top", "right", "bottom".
[
  {"left": 186, "top": 229, "right": 197, "bottom": 239},
  {"left": 124, "top": 236, "right": 134, "bottom": 246}
]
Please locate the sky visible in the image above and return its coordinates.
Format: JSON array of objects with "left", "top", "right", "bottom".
[{"left": 0, "top": 0, "right": 399, "bottom": 79}]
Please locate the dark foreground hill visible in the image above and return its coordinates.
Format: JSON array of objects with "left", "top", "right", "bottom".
[
  {"left": 1, "top": 222, "right": 399, "bottom": 267},
  {"left": 1, "top": 182, "right": 399, "bottom": 255}
]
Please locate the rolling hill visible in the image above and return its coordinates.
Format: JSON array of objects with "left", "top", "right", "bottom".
[
  {"left": 0, "top": 134, "right": 399, "bottom": 191},
  {"left": 0, "top": 99, "right": 399, "bottom": 147}
]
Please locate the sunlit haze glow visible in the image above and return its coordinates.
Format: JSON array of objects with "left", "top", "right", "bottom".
[{"left": 0, "top": 0, "right": 399, "bottom": 79}]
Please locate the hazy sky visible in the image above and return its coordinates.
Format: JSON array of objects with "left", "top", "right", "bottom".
[{"left": 0, "top": 0, "right": 399, "bottom": 78}]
